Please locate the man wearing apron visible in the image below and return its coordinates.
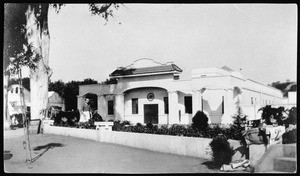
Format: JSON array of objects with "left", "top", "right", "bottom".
[{"left": 80, "top": 98, "right": 91, "bottom": 122}]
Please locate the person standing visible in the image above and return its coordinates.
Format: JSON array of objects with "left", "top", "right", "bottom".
[{"left": 79, "top": 98, "right": 91, "bottom": 122}]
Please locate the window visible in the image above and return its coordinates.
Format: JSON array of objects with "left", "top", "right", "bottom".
[
  {"left": 173, "top": 75, "right": 179, "bottom": 80},
  {"left": 15, "top": 87, "right": 18, "bottom": 94},
  {"left": 184, "top": 96, "right": 192, "bottom": 114},
  {"left": 164, "top": 97, "right": 169, "bottom": 114},
  {"left": 11, "top": 88, "right": 13, "bottom": 93},
  {"left": 132, "top": 98, "right": 138, "bottom": 114},
  {"left": 251, "top": 97, "right": 254, "bottom": 105},
  {"left": 222, "top": 96, "right": 224, "bottom": 114},
  {"left": 108, "top": 100, "right": 114, "bottom": 115}
]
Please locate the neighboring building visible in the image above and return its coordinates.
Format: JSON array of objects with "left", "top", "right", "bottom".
[
  {"left": 7, "top": 84, "right": 65, "bottom": 116},
  {"left": 48, "top": 91, "right": 65, "bottom": 110},
  {"left": 78, "top": 58, "right": 284, "bottom": 125},
  {"left": 281, "top": 91, "right": 297, "bottom": 109},
  {"left": 7, "top": 84, "right": 31, "bottom": 116}
]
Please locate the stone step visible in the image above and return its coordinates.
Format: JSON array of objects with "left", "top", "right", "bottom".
[
  {"left": 283, "top": 144, "right": 296, "bottom": 158},
  {"left": 274, "top": 157, "right": 297, "bottom": 173}
]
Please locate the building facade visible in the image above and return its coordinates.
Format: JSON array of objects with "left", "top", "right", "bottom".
[
  {"left": 48, "top": 91, "right": 65, "bottom": 110},
  {"left": 7, "top": 84, "right": 31, "bottom": 116},
  {"left": 7, "top": 84, "right": 65, "bottom": 116},
  {"left": 78, "top": 59, "right": 284, "bottom": 125}
]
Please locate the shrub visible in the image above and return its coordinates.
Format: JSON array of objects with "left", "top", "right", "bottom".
[
  {"left": 192, "top": 111, "right": 209, "bottom": 131},
  {"left": 284, "top": 107, "right": 297, "bottom": 125},
  {"left": 209, "top": 135, "right": 235, "bottom": 168},
  {"left": 259, "top": 105, "right": 286, "bottom": 125},
  {"left": 121, "top": 120, "right": 131, "bottom": 126},
  {"left": 168, "top": 124, "right": 187, "bottom": 136},
  {"left": 112, "top": 120, "right": 122, "bottom": 131},
  {"left": 282, "top": 128, "right": 297, "bottom": 144}
]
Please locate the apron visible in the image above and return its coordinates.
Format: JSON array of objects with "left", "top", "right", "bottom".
[{"left": 79, "top": 111, "right": 91, "bottom": 122}]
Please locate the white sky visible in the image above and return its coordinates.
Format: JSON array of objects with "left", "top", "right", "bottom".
[{"left": 32, "top": 3, "right": 297, "bottom": 85}]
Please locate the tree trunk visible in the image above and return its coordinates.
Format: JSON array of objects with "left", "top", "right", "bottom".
[
  {"left": 25, "top": 4, "right": 51, "bottom": 120},
  {"left": 3, "top": 74, "right": 10, "bottom": 126}
]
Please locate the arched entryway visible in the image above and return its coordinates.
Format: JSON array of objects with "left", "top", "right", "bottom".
[
  {"left": 83, "top": 93, "right": 98, "bottom": 111},
  {"left": 123, "top": 87, "right": 168, "bottom": 124}
]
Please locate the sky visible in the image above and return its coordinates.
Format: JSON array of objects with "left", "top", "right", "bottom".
[{"left": 26, "top": 3, "right": 297, "bottom": 85}]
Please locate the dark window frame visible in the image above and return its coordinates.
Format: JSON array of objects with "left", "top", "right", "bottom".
[
  {"left": 108, "top": 100, "right": 114, "bottom": 115},
  {"left": 184, "top": 96, "right": 192, "bottom": 114},
  {"left": 132, "top": 98, "right": 138, "bottom": 114},
  {"left": 164, "top": 97, "right": 169, "bottom": 114},
  {"left": 222, "top": 96, "right": 224, "bottom": 114}
]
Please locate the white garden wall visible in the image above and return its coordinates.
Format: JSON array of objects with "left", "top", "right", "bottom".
[{"left": 44, "top": 125, "right": 244, "bottom": 160}]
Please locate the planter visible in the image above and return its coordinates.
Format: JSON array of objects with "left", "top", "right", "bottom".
[{"left": 43, "top": 125, "right": 244, "bottom": 160}]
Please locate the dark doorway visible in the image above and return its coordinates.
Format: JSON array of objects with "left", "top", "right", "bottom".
[
  {"left": 144, "top": 104, "right": 158, "bottom": 124},
  {"left": 84, "top": 93, "right": 98, "bottom": 111}
]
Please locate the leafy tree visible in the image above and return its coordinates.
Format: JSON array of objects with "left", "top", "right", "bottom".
[
  {"left": 48, "top": 79, "right": 65, "bottom": 98},
  {"left": 81, "top": 78, "right": 98, "bottom": 85},
  {"left": 101, "top": 78, "right": 118, "bottom": 85},
  {"left": 4, "top": 3, "right": 121, "bottom": 121},
  {"left": 258, "top": 105, "right": 286, "bottom": 125},
  {"left": 50, "top": 78, "right": 99, "bottom": 111},
  {"left": 269, "top": 81, "right": 297, "bottom": 97}
]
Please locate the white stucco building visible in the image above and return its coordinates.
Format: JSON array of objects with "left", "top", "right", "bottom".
[
  {"left": 78, "top": 59, "right": 284, "bottom": 125},
  {"left": 48, "top": 91, "right": 65, "bottom": 110},
  {"left": 7, "top": 84, "right": 31, "bottom": 116},
  {"left": 7, "top": 84, "right": 65, "bottom": 116}
]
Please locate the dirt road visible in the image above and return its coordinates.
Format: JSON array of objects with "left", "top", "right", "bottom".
[{"left": 4, "top": 128, "right": 219, "bottom": 173}]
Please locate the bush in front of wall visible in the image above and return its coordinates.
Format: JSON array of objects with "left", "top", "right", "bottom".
[
  {"left": 168, "top": 124, "right": 187, "bottom": 136},
  {"left": 112, "top": 120, "right": 122, "bottom": 131},
  {"left": 192, "top": 111, "right": 209, "bottom": 131},
  {"left": 209, "top": 135, "right": 235, "bottom": 168}
]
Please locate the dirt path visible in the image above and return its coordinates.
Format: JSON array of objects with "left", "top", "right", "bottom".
[{"left": 4, "top": 129, "right": 219, "bottom": 173}]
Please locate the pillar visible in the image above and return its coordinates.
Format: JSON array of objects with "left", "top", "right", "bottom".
[
  {"left": 168, "top": 91, "right": 179, "bottom": 124},
  {"left": 97, "top": 94, "right": 107, "bottom": 121},
  {"left": 77, "top": 96, "right": 85, "bottom": 111},
  {"left": 222, "top": 89, "right": 234, "bottom": 124},
  {"left": 115, "top": 93, "right": 125, "bottom": 121},
  {"left": 192, "top": 89, "right": 201, "bottom": 116}
]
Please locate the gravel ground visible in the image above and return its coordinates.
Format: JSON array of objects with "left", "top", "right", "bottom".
[{"left": 4, "top": 128, "right": 221, "bottom": 173}]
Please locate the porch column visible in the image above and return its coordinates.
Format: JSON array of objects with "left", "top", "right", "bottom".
[
  {"left": 168, "top": 91, "right": 179, "bottom": 124},
  {"left": 222, "top": 89, "right": 234, "bottom": 124},
  {"left": 77, "top": 95, "right": 85, "bottom": 111},
  {"left": 97, "top": 94, "right": 107, "bottom": 121},
  {"left": 115, "top": 93, "right": 125, "bottom": 121},
  {"left": 192, "top": 89, "right": 202, "bottom": 116}
]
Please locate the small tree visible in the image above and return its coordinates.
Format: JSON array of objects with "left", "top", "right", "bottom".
[
  {"left": 231, "top": 99, "right": 247, "bottom": 141},
  {"left": 232, "top": 99, "right": 247, "bottom": 128},
  {"left": 192, "top": 111, "right": 208, "bottom": 131}
]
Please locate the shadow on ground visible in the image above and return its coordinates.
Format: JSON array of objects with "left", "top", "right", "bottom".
[
  {"left": 201, "top": 161, "right": 219, "bottom": 170},
  {"left": 31, "top": 143, "right": 64, "bottom": 163},
  {"left": 4, "top": 151, "right": 13, "bottom": 160}
]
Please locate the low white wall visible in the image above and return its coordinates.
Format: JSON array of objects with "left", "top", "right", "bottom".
[{"left": 43, "top": 125, "right": 244, "bottom": 160}]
